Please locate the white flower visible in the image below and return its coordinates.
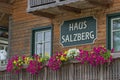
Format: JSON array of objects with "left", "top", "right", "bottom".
[{"left": 67, "top": 48, "right": 80, "bottom": 58}]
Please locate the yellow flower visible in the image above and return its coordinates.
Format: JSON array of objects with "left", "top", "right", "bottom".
[
  {"left": 13, "top": 60, "right": 17, "bottom": 64},
  {"left": 24, "top": 57, "right": 30, "bottom": 64},
  {"left": 56, "top": 56, "right": 59, "bottom": 59},
  {"left": 60, "top": 55, "right": 67, "bottom": 61},
  {"left": 101, "top": 45, "right": 105, "bottom": 48},
  {"left": 19, "top": 63, "right": 21, "bottom": 66},
  {"left": 64, "top": 51, "right": 68, "bottom": 54},
  {"left": 40, "top": 58, "right": 43, "bottom": 62},
  {"left": 45, "top": 53, "right": 49, "bottom": 57},
  {"left": 25, "top": 61, "right": 28, "bottom": 64},
  {"left": 21, "top": 62, "right": 23, "bottom": 64},
  {"left": 26, "top": 57, "right": 29, "bottom": 61},
  {"left": 18, "top": 59, "right": 21, "bottom": 62}
]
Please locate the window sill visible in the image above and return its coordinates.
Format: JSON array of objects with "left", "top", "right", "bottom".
[{"left": 111, "top": 53, "right": 120, "bottom": 59}]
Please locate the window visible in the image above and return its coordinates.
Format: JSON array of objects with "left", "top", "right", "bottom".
[
  {"left": 107, "top": 13, "right": 120, "bottom": 52},
  {"left": 32, "top": 26, "right": 52, "bottom": 57}
]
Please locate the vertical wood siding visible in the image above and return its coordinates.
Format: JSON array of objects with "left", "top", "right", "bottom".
[{"left": 1, "top": 59, "right": 120, "bottom": 80}]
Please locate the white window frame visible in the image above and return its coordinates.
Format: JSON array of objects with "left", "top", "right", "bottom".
[
  {"left": 111, "top": 17, "right": 120, "bottom": 51},
  {"left": 34, "top": 29, "right": 52, "bottom": 57}
]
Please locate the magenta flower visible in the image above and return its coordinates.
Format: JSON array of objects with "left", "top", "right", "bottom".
[
  {"left": 27, "top": 60, "right": 43, "bottom": 74},
  {"left": 47, "top": 56, "right": 62, "bottom": 70}
]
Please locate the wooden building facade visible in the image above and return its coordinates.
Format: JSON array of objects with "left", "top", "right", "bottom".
[
  {"left": 1, "top": 0, "right": 120, "bottom": 80},
  {"left": 10, "top": 0, "right": 118, "bottom": 55}
]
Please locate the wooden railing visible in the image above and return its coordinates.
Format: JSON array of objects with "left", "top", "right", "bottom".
[
  {"left": 27, "top": 0, "right": 113, "bottom": 18},
  {"left": 0, "top": 59, "right": 120, "bottom": 80},
  {"left": 29, "top": 0, "right": 56, "bottom": 8},
  {"left": 28, "top": 0, "right": 113, "bottom": 9},
  {"left": 27, "top": 0, "right": 80, "bottom": 12}
]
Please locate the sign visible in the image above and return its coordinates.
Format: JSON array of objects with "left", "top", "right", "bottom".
[{"left": 60, "top": 16, "right": 97, "bottom": 47}]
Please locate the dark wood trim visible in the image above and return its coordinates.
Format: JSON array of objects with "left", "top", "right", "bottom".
[
  {"left": 32, "top": 11, "right": 56, "bottom": 19},
  {"left": 8, "top": 16, "right": 12, "bottom": 57},
  {"left": 9, "top": 0, "right": 16, "bottom": 4},
  {"left": 106, "top": 12, "right": 120, "bottom": 50},
  {"left": 31, "top": 25, "right": 53, "bottom": 56},
  {"left": 0, "top": 13, "right": 5, "bottom": 21},
  {"left": 58, "top": 5, "right": 81, "bottom": 13},
  {"left": 0, "top": 27, "right": 8, "bottom": 31},
  {"left": 87, "top": 0, "right": 113, "bottom": 7}
]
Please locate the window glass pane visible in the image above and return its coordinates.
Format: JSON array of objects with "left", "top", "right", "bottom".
[
  {"left": 45, "top": 42, "right": 51, "bottom": 57},
  {"left": 33, "top": 28, "right": 52, "bottom": 57},
  {"left": 113, "top": 31, "right": 120, "bottom": 52},
  {"left": 36, "top": 43, "right": 43, "bottom": 55},
  {"left": 35, "top": 32, "right": 43, "bottom": 43},
  {"left": 113, "top": 19, "right": 120, "bottom": 30},
  {"left": 5, "top": 47, "right": 8, "bottom": 52},
  {"left": 45, "top": 31, "right": 51, "bottom": 42}
]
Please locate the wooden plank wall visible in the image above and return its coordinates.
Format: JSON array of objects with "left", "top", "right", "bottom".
[
  {"left": 11, "top": 0, "right": 120, "bottom": 55},
  {"left": 11, "top": 0, "right": 51, "bottom": 56}
]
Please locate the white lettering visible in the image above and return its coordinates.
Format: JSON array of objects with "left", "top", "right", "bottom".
[
  {"left": 90, "top": 31, "right": 94, "bottom": 39},
  {"left": 62, "top": 35, "right": 66, "bottom": 43},
  {"left": 82, "top": 33, "right": 85, "bottom": 40},
  {"left": 66, "top": 35, "right": 70, "bottom": 42},
  {"left": 73, "top": 34, "right": 77, "bottom": 41},
  {"left": 69, "top": 23, "right": 74, "bottom": 31},
  {"left": 69, "top": 21, "right": 87, "bottom": 31},
  {"left": 74, "top": 22, "right": 79, "bottom": 30},
  {"left": 69, "top": 35, "right": 73, "bottom": 42},
  {"left": 86, "top": 32, "right": 90, "bottom": 40},
  {"left": 77, "top": 33, "right": 81, "bottom": 41},
  {"left": 83, "top": 21, "right": 87, "bottom": 29},
  {"left": 61, "top": 31, "right": 95, "bottom": 43}
]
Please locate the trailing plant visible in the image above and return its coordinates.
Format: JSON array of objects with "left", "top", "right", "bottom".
[
  {"left": 6, "top": 46, "right": 113, "bottom": 74},
  {"left": 26, "top": 55, "right": 49, "bottom": 74},
  {"left": 75, "top": 46, "right": 113, "bottom": 66},
  {"left": 7, "top": 55, "right": 24, "bottom": 73},
  {"left": 47, "top": 52, "right": 67, "bottom": 70}
]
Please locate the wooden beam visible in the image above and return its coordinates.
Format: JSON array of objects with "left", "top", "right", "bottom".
[
  {"left": 0, "top": 13, "right": 5, "bottom": 21},
  {"left": 58, "top": 5, "right": 81, "bottom": 13},
  {"left": 9, "top": 0, "right": 16, "bottom": 4},
  {"left": 32, "top": 11, "right": 56, "bottom": 19},
  {"left": 0, "top": 2, "right": 12, "bottom": 14},
  {"left": 87, "top": 0, "right": 113, "bottom": 7}
]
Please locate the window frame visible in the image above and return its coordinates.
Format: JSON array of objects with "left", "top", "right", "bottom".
[
  {"left": 111, "top": 18, "right": 120, "bottom": 50},
  {"left": 32, "top": 26, "right": 53, "bottom": 56},
  {"left": 107, "top": 12, "right": 120, "bottom": 51}
]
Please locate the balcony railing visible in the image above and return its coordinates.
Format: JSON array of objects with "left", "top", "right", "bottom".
[
  {"left": 28, "top": 0, "right": 113, "bottom": 19},
  {"left": 27, "top": 0, "right": 82, "bottom": 12},
  {"left": 27, "top": 0, "right": 113, "bottom": 11},
  {"left": 27, "top": 0, "right": 113, "bottom": 18},
  {"left": 29, "top": 0, "right": 56, "bottom": 8},
  {"left": 0, "top": 58, "right": 120, "bottom": 80},
  {"left": 28, "top": 0, "right": 80, "bottom": 8}
]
